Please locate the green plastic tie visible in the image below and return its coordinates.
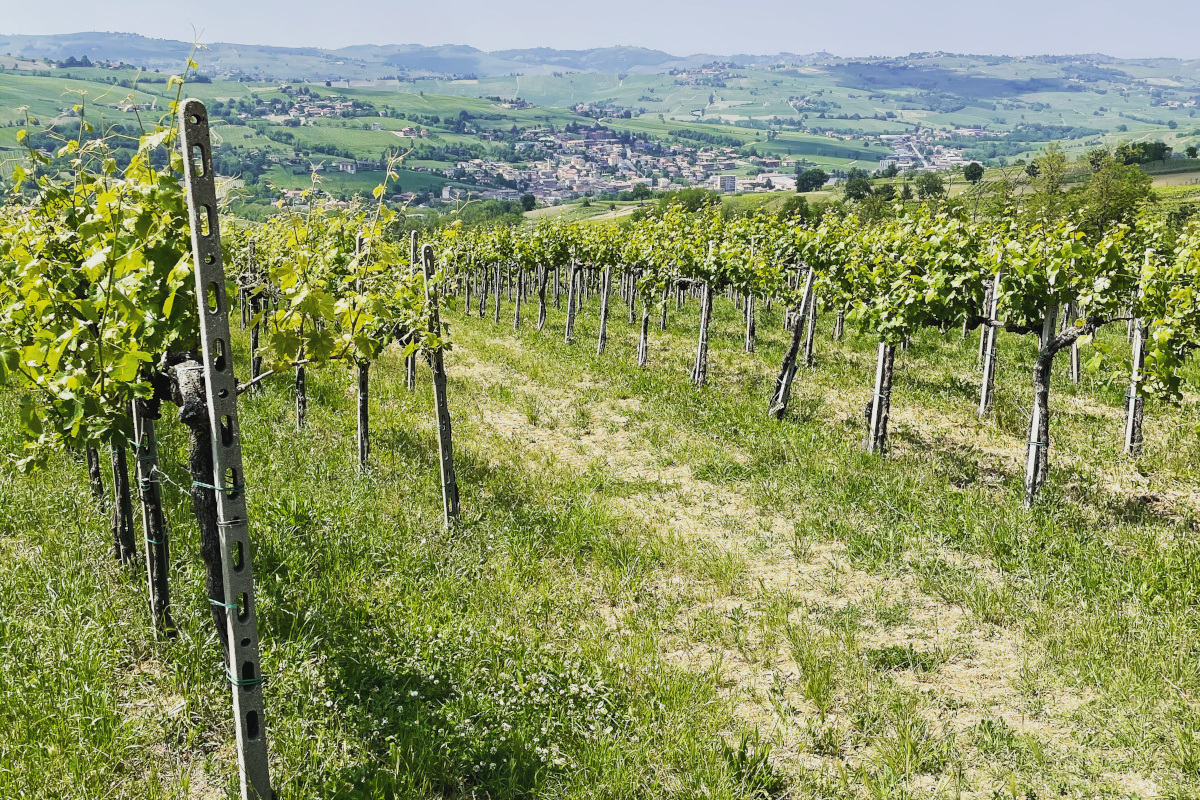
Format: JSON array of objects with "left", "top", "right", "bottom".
[
  {"left": 1028, "top": 440, "right": 1049, "bottom": 448},
  {"left": 144, "top": 534, "right": 166, "bottom": 546},
  {"left": 208, "top": 597, "right": 238, "bottom": 611},
  {"left": 224, "top": 668, "right": 264, "bottom": 688}
]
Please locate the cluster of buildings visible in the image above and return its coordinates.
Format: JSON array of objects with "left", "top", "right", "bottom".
[
  {"left": 436, "top": 129, "right": 645, "bottom": 202},
  {"left": 282, "top": 98, "right": 360, "bottom": 120},
  {"left": 428, "top": 130, "right": 807, "bottom": 204},
  {"left": 711, "top": 172, "right": 797, "bottom": 193},
  {"left": 877, "top": 134, "right": 973, "bottom": 173},
  {"left": 376, "top": 123, "right": 429, "bottom": 137}
]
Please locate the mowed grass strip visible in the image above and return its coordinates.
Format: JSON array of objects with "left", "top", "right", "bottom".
[
  {"left": 1, "top": 282, "right": 1200, "bottom": 797},
  {"left": 0, "top": 324, "right": 775, "bottom": 798},
  {"left": 442, "top": 285, "right": 1200, "bottom": 798}
]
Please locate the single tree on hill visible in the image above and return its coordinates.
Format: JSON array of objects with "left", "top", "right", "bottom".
[
  {"left": 845, "top": 176, "right": 873, "bottom": 201},
  {"left": 796, "top": 167, "right": 829, "bottom": 193},
  {"left": 914, "top": 171, "right": 945, "bottom": 200}
]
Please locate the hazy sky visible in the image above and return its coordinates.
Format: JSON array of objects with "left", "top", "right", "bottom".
[{"left": 3, "top": 0, "right": 1198, "bottom": 58}]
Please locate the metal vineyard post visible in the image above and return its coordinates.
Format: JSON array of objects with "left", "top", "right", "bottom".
[{"left": 179, "top": 98, "right": 273, "bottom": 800}]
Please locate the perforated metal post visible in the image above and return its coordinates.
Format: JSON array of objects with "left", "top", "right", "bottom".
[{"left": 178, "top": 99, "right": 273, "bottom": 800}]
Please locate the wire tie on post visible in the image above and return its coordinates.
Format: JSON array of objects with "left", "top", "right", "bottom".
[
  {"left": 144, "top": 534, "right": 166, "bottom": 546},
  {"left": 1027, "top": 440, "right": 1049, "bottom": 448},
  {"left": 192, "top": 480, "right": 246, "bottom": 494},
  {"left": 216, "top": 518, "right": 245, "bottom": 528},
  {"left": 208, "top": 597, "right": 238, "bottom": 611}
]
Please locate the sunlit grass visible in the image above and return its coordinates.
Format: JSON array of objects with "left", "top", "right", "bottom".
[{"left": 1, "top": 282, "right": 1198, "bottom": 797}]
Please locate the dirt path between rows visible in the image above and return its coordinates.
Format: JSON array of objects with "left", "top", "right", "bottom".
[{"left": 447, "top": 336, "right": 1156, "bottom": 796}]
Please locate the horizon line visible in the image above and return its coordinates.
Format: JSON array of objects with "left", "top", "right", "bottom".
[{"left": 3, "top": 30, "right": 1195, "bottom": 63}]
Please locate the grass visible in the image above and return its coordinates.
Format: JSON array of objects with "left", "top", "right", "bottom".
[
  {"left": 3, "top": 274, "right": 1200, "bottom": 797},
  {"left": 261, "top": 164, "right": 451, "bottom": 197},
  {"left": 0, "top": 71, "right": 164, "bottom": 124}
]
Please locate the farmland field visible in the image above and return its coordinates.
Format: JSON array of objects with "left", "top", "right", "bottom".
[{"left": 3, "top": 283, "right": 1200, "bottom": 797}]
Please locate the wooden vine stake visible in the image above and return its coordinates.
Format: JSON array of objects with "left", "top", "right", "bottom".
[
  {"left": 626, "top": 269, "right": 637, "bottom": 325},
  {"left": 977, "top": 272, "right": 1002, "bottom": 417},
  {"left": 744, "top": 293, "right": 755, "bottom": 353},
  {"left": 513, "top": 264, "right": 524, "bottom": 330},
  {"left": 535, "top": 264, "right": 549, "bottom": 331},
  {"left": 1022, "top": 307, "right": 1059, "bottom": 506},
  {"left": 865, "top": 343, "right": 896, "bottom": 455},
  {"left": 691, "top": 278, "right": 713, "bottom": 386},
  {"left": 802, "top": 290, "right": 818, "bottom": 368},
  {"left": 637, "top": 297, "right": 650, "bottom": 367},
  {"left": 1124, "top": 317, "right": 1146, "bottom": 456},
  {"left": 423, "top": 245, "right": 460, "bottom": 527},
  {"left": 406, "top": 232, "right": 418, "bottom": 391},
  {"left": 493, "top": 262, "right": 503, "bottom": 324},
  {"left": 179, "top": 99, "right": 273, "bottom": 800},
  {"left": 564, "top": 262, "right": 579, "bottom": 343},
  {"left": 86, "top": 446, "right": 106, "bottom": 504},
  {"left": 1066, "top": 302, "right": 1081, "bottom": 384},
  {"left": 354, "top": 235, "right": 370, "bottom": 471},
  {"left": 357, "top": 359, "right": 370, "bottom": 470},
  {"left": 597, "top": 263, "right": 612, "bottom": 355},
  {"left": 110, "top": 443, "right": 137, "bottom": 564},
  {"left": 132, "top": 401, "right": 175, "bottom": 635},
  {"left": 478, "top": 264, "right": 487, "bottom": 317},
  {"left": 768, "top": 267, "right": 814, "bottom": 419},
  {"left": 247, "top": 240, "right": 264, "bottom": 392},
  {"left": 464, "top": 255, "right": 473, "bottom": 316},
  {"left": 977, "top": 279, "right": 992, "bottom": 368}
]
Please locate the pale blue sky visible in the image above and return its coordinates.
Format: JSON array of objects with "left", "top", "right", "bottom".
[{"left": 4, "top": 0, "right": 1198, "bottom": 58}]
